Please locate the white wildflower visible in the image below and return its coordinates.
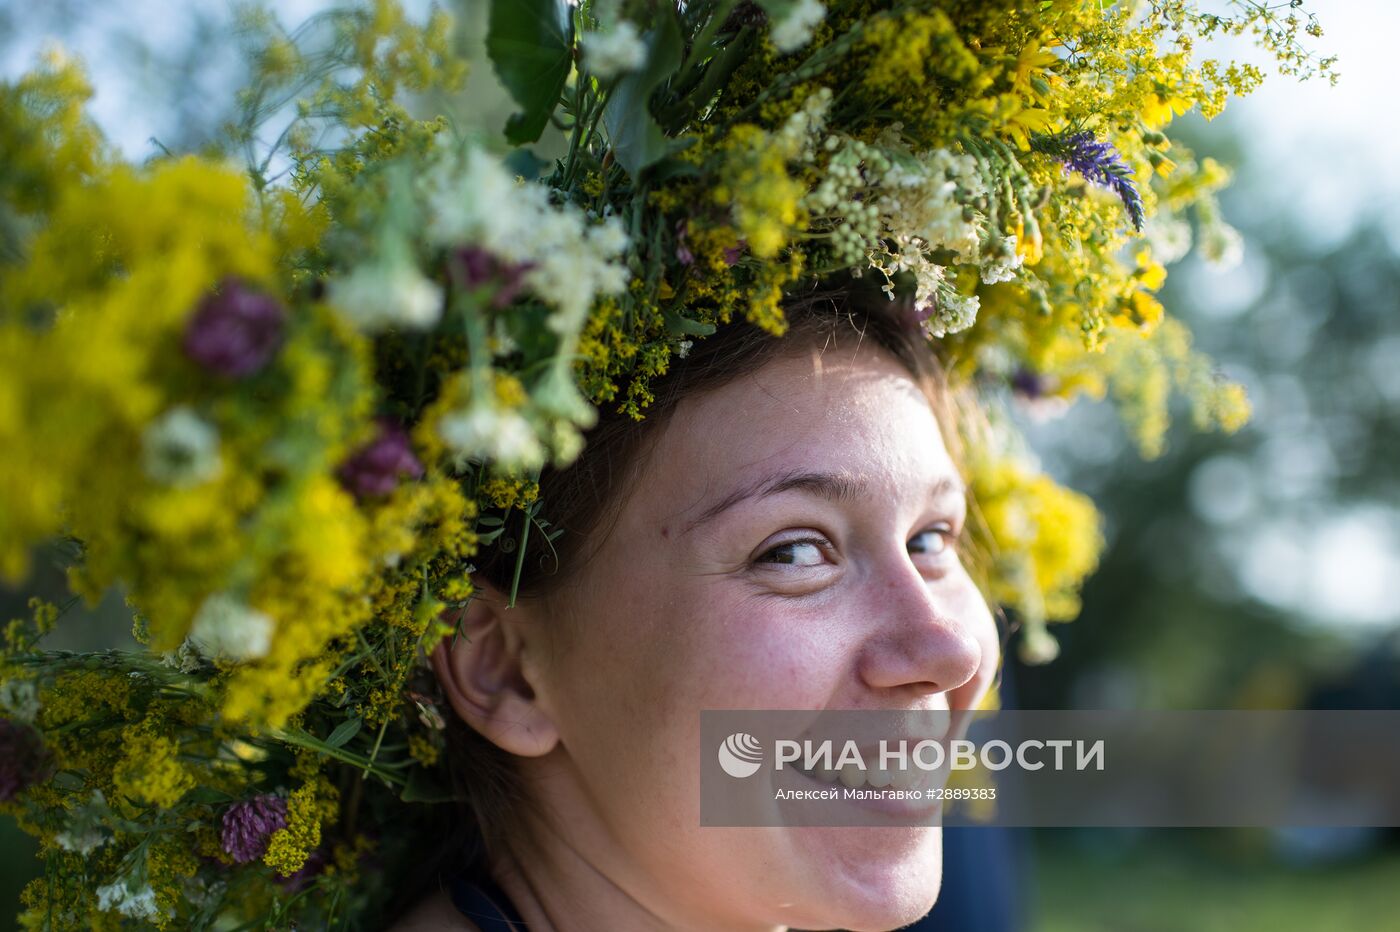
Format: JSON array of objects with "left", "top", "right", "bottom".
[
  {"left": 1198, "top": 219, "right": 1244, "bottom": 270},
  {"left": 96, "top": 880, "right": 161, "bottom": 921},
  {"left": 143, "top": 407, "right": 222, "bottom": 488},
  {"left": 677, "top": 339, "right": 693, "bottom": 358},
  {"left": 491, "top": 317, "right": 519, "bottom": 357},
  {"left": 438, "top": 403, "right": 545, "bottom": 471},
  {"left": 55, "top": 825, "right": 107, "bottom": 854},
  {"left": 1144, "top": 210, "right": 1193, "bottom": 265},
  {"left": 922, "top": 291, "right": 980, "bottom": 338},
  {"left": 582, "top": 21, "right": 647, "bottom": 79},
  {"left": 328, "top": 251, "right": 443, "bottom": 331},
  {"left": 0, "top": 678, "right": 40, "bottom": 723},
  {"left": 776, "top": 86, "right": 833, "bottom": 157},
  {"left": 979, "top": 236, "right": 1025, "bottom": 285},
  {"left": 421, "top": 146, "right": 629, "bottom": 334},
  {"left": 1018, "top": 622, "right": 1061, "bottom": 664},
  {"left": 875, "top": 148, "right": 985, "bottom": 262},
  {"left": 188, "top": 594, "right": 274, "bottom": 662},
  {"left": 55, "top": 790, "right": 110, "bottom": 855},
  {"left": 159, "top": 638, "right": 203, "bottom": 674},
  {"left": 770, "top": 0, "right": 826, "bottom": 53}
]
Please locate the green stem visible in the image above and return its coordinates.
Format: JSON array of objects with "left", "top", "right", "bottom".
[
  {"left": 269, "top": 726, "right": 406, "bottom": 787},
  {"left": 508, "top": 499, "right": 535, "bottom": 609}
]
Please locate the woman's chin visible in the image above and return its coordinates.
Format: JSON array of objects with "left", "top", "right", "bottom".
[{"left": 776, "top": 825, "right": 943, "bottom": 931}]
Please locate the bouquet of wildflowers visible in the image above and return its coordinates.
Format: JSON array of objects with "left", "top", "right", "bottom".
[{"left": 0, "top": 0, "right": 1331, "bottom": 927}]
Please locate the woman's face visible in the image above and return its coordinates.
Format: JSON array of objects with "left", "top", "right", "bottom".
[{"left": 507, "top": 339, "right": 998, "bottom": 930}]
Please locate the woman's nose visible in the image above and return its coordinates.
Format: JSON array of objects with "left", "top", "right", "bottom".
[{"left": 855, "top": 546, "right": 983, "bottom": 697}]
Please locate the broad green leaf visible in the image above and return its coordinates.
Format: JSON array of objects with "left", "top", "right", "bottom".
[
  {"left": 603, "top": 12, "right": 684, "bottom": 178},
  {"left": 325, "top": 716, "right": 363, "bottom": 749},
  {"left": 487, "top": 0, "right": 574, "bottom": 145}
]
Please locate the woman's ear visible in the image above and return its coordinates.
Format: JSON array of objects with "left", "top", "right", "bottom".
[{"left": 430, "top": 581, "right": 559, "bottom": 758}]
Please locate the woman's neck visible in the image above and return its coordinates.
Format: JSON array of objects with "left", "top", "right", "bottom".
[{"left": 490, "top": 826, "right": 788, "bottom": 932}]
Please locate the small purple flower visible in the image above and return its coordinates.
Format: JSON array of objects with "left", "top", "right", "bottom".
[
  {"left": 0, "top": 720, "right": 48, "bottom": 802},
  {"left": 722, "top": 241, "right": 747, "bottom": 267},
  {"left": 449, "top": 246, "right": 535, "bottom": 309},
  {"left": 221, "top": 793, "right": 288, "bottom": 864},
  {"left": 674, "top": 221, "right": 695, "bottom": 266},
  {"left": 183, "top": 277, "right": 286, "bottom": 378},
  {"left": 1032, "top": 131, "right": 1145, "bottom": 232},
  {"left": 337, "top": 419, "right": 425, "bottom": 500},
  {"left": 1011, "top": 366, "right": 1049, "bottom": 399}
]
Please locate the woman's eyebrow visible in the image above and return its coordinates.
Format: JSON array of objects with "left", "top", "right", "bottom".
[{"left": 680, "top": 468, "right": 964, "bottom": 537}]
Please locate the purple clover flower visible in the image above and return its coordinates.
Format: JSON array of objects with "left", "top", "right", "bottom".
[
  {"left": 1011, "top": 366, "right": 1049, "bottom": 399},
  {"left": 337, "top": 419, "right": 425, "bottom": 500},
  {"left": 0, "top": 720, "right": 48, "bottom": 802},
  {"left": 449, "top": 246, "right": 535, "bottom": 309},
  {"left": 221, "top": 794, "right": 288, "bottom": 864},
  {"left": 183, "top": 277, "right": 286, "bottom": 378},
  {"left": 1032, "top": 131, "right": 1145, "bottom": 232}
]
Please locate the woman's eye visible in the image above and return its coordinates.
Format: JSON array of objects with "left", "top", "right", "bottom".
[
  {"left": 754, "top": 537, "right": 831, "bottom": 567},
  {"left": 909, "top": 525, "right": 956, "bottom": 557}
]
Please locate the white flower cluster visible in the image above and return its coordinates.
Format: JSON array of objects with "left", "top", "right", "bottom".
[
  {"left": 1198, "top": 218, "right": 1243, "bottom": 270},
  {"left": 0, "top": 677, "right": 40, "bottom": 723},
  {"left": 54, "top": 790, "right": 110, "bottom": 855},
  {"left": 188, "top": 593, "right": 274, "bottom": 662},
  {"left": 328, "top": 242, "right": 444, "bottom": 332},
  {"left": 805, "top": 135, "right": 890, "bottom": 265},
  {"left": 775, "top": 86, "right": 833, "bottom": 158},
  {"left": 437, "top": 404, "right": 545, "bottom": 472},
  {"left": 142, "top": 406, "right": 222, "bottom": 488},
  {"left": 931, "top": 291, "right": 981, "bottom": 338},
  {"left": 769, "top": 0, "right": 826, "bottom": 54},
  {"left": 878, "top": 148, "right": 987, "bottom": 263},
  {"left": 1144, "top": 208, "right": 1193, "bottom": 265},
  {"left": 978, "top": 235, "right": 1024, "bottom": 285},
  {"left": 582, "top": 21, "right": 647, "bottom": 79},
  {"left": 801, "top": 142, "right": 1033, "bottom": 338},
  {"left": 421, "top": 146, "right": 630, "bottom": 335},
  {"left": 96, "top": 879, "right": 161, "bottom": 921}
]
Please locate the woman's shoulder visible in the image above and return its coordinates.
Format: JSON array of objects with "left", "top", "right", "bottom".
[{"left": 387, "top": 888, "right": 480, "bottom": 931}]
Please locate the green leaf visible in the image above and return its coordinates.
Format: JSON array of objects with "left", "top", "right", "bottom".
[
  {"left": 504, "top": 147, "right": 550, "bottom": 179},
  {"left": 663, "top": 308, "right": 718, "bottom": 337},
  {"left": 325, "top": 717, "right": 362, "bottom": 749},
  {"left": 603, "top": 12, "right": 684, "bottom": 178},
  {"left": 487, "top": 0, "right": 574, "bottom": 145}
]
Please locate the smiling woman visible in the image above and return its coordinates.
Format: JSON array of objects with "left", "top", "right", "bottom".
[
  {"left": 392, "top": 287, "right": 1000, "bottom": 930},
  {"left": 0, "top": 0, "right": 1326, "bottom": 927}
]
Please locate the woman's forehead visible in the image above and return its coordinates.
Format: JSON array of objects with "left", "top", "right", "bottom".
[{"left": 639, "top": 348, "right": 957, "bottom": 518}]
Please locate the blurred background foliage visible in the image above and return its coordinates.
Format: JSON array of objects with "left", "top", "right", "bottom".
[{"left": 2, "top": 1, "right": 1396, "bottom": 929}]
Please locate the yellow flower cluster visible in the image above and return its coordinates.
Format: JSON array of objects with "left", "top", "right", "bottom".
[
  {"left": 712, "top": 124, "right": 807, "bottom": 260},
  {"left": 263, "top": 774, "right": 340, "bottom": 877},
  {"left": 970, "top": 457, "right": 1104, "bottom": 637},
  {"left": 112, "top": 722, "right": 195, "bottom": 809}
]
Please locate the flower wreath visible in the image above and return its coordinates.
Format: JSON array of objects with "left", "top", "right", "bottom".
[{"left": 0, "top": 0, "right": 1332, "bottom": 927}]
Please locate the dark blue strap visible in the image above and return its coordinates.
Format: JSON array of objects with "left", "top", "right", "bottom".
[{"left": 447, "top": 871, "right": 528, "bottom": 930}]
